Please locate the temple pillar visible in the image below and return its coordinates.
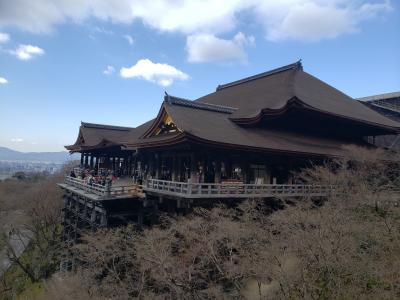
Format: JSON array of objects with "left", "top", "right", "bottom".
[
  {"left": 90, "top": 155, "right": 94, "bottom": 169},
  {"left": 189, "top": 153, "right": 197, "bottom": 183},
  {"left": 148, "top": 155, "right": 154, "bottom": 179},
  {"left": 171, "top": 156, "right": 177, "bottom": 181},
  {"left": 84, "top": 153, "right": 89, "bottom": 168},
  {"left": 80, "top": 153, "right": 84, "bottom": 167},
  {"left": 177, "top": 155, "right": 182, "bottom": 182},
  {"left": 200, "top": 156, "right": 205, "bottom": 183},
  {"left": 215, "top": 159, "right": 221, "bottom": 183},
  {"left": 155, "top": 153, "right": 160, "bottom": 179},
  {"left": 241, "top": 159, "right": 248, "bottom": 184}
]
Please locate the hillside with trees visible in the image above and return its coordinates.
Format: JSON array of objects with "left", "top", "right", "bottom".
[{"left": 1, "top": 148, "right": 399, "bottom": 299}]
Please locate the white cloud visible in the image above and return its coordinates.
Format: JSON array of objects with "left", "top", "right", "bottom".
[
  {"left": 186, "top": 32, "right": 255, "bottom": 63},
  {"left": 0, "top": 77, "right": 8, "bottom": 84},
  {"left": 120, "top": 59, "right": 189, "bottom": 87},
  {"left": 103, "top": 65, "right": 115, "bottom": 75},
  {"left": 11, "top": 44, "right": 44, "bottom": 60},
  {"left": 0, "top": 1, "right": 392, "bottom": 42},
  {"left": 0, "top": 32, "right": 10, "bottom": 43},
  {"left": 0, "top": 0, "right": 243, "bottom": 34},
  {"left": 254, "top": 0, "right": 392, "bottom": 41},
  {"left": 11, "top": 138, "right": 23, "bottom": 142},
  {"left": 123, "top": 34, "right": 134, "bottom": 45}
]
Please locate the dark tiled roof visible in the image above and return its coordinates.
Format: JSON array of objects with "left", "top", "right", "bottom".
[
  {"left": 196, "top": 63, "right": 399, "bottom": 129},
  {"left": 66, "top": 122, "right": 135, "bottom": 151},
  {"left": 165, "top": 94, "right": 236, "bottom": 114},
  {"left": 216, "top": 60, "right": 302, "bottom": 91},
  {"left": 67, "top": 62, "right": 400, "bottom": 156},
  {"left": 154, "top": 102, "right": 361, "bottom": 157},
  {"left": 81, "top": 122, "right": 132, "bottom": 131}
]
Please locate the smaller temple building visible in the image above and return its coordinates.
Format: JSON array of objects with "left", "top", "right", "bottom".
[{"left": 358, "top": 91, "right": 400, "bottom": 150}]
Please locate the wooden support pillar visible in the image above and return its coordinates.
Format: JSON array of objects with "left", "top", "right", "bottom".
[
  {"left": 215, "top": 159, "right": 221, "bottom": 183},
  {"left": 155, "top": 153, "right": 160, "bottom": 179},
  {"left": 149, "top": 155, "right": 154, "bottom": 179},
  {"left": 177, "top": 155, "right": 182, "bottom": 182},
  {"left": 80, "top": 153, "right": 84, "bottom": 167},
  {"left": 190, "top": 153, "right": 197, "bottom": 182},
  {"left": 241, "top": 158, "right": 248, "bottom": 184},
  {"left": 127, "top": 155, "right": 131, "bottom": 176},
  {"left": 90, "top": 155, "right": 94, "bottom": 169},
  {"left": 151, "top": 203, "right": 158, "bottom": 225},
  {"left": 172, "top": 156, "right": 177, "bottom": 181},
  {"left": 84, "top": 153, "right": 89, "bottom": 168},
  {"left": 100, "top": 212, "right": 107, "bottom": 227},
  {"left": 111, "top": 157, "right": 115, "bottom": 173},
  {"left": 125, "top": 154, "right": 129, "bottom": 176},
  {"left": 83, "top": 198, "right": 88, "bottom": 221},
  {"left": 90, "top": 208, "right": 96, "bottom": 229},
  {"left": 137, "top": 211, "right": 144, "bottom": 227},
  {"left": 200, "top": 156, "right": 205, "bottom": 183}
]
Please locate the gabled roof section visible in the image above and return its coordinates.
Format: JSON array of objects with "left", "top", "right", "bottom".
[
  {"left": 65, "top": 121, "right": 135, "bottom": 152},
  {"left": 216, "top": 60, "right": 302, "bottom": 91},
  {"left": 140, "top": 94, "right": 237, "bottom": 139},
  {"left": 81, "top": 122, "right": 132, "bottom": 131},
  {"left": 141, "top": 106, "right": 181, "bottom": 138},
  {"left": 195, "top": 61, "right": 400, "bottom": 131}
]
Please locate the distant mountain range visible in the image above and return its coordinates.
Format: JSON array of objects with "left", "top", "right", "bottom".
[{"left": 0, "top": 147, "right": 80, "bottom": 163}]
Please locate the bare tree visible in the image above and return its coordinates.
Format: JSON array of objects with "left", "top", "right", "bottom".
[{"left": 40, "top": 146, "right": 400, "bottom": 299}]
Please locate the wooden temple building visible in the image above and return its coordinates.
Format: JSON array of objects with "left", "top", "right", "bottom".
[{"left": 58, "top": 61, "right": 400, "bottom": 236}]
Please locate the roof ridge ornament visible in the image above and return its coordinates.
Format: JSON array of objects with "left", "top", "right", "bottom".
[
  {"left": 296, "top": 59, "right": 303, "bottom": 70},
  {"left": 164, "top": 91, "right": 172, "bottom": 104}
]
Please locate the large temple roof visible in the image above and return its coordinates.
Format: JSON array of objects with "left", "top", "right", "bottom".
[
  {"left": 66, "top": 62, "right": 400, "bottom": 156},
  {"left": 129, "top": 99, "right": 359, "bottom": 157},
  {"left": 196, "top": 61, "right": 399, "bottom": 129}
]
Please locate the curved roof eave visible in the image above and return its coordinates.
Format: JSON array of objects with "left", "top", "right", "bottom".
[{"left": 229, "top": 96, "right": 400, "bottom": 133}]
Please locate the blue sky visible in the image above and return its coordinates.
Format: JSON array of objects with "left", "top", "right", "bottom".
[{"left": 0, "top": 0, "right": 399, "bottom": 152}]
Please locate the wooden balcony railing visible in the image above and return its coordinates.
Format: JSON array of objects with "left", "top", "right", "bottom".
[
  {"left": 64, "top": 176, "right": 335, "bottom": 199},
  {"left": 64, "top": 176, "right": 143, "bottom": 198},
  {"left": 144, "top": 179, "right": 336, "bottom": 198}
]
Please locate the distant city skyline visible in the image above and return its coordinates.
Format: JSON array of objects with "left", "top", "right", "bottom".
[{"left": 0, "top": 0, "right": 399, "bottom": 152}]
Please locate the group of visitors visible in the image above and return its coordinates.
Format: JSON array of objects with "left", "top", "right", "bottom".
[{"left": 69, "top": 168, "right": 115, "bottom": 187}]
